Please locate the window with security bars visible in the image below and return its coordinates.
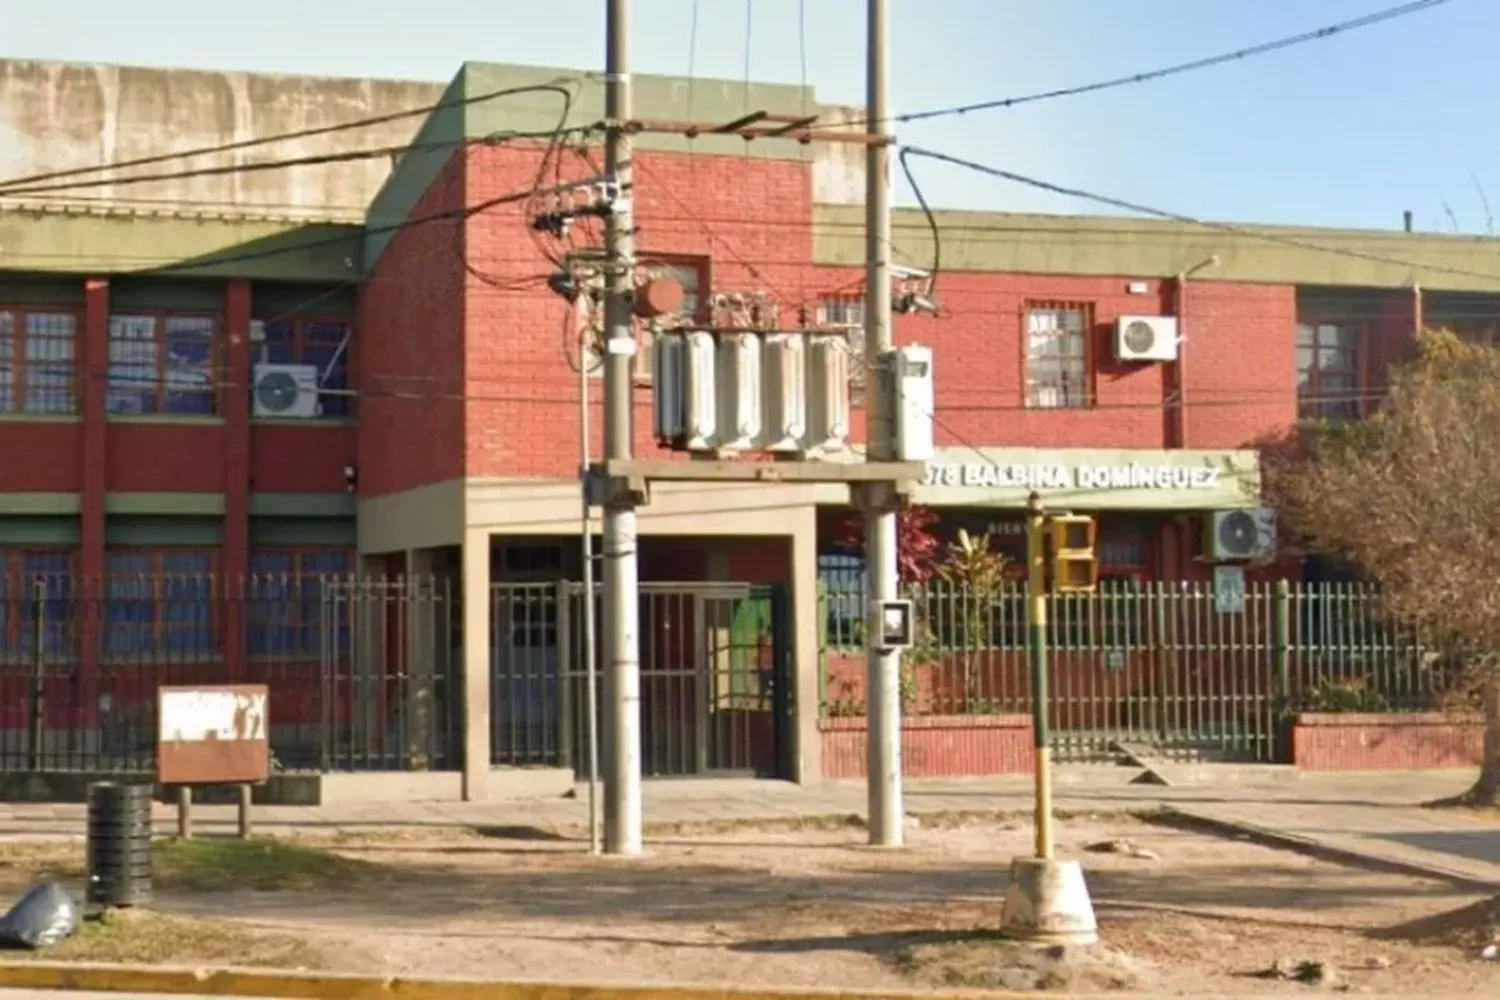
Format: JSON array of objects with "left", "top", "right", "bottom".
[
  {"left": 254, "top": 318, "right": 353, "bottom": 418},
  {"left": 0, "top": 309, "right": 79, "bottom": 415},
  {"left": 246, "top": 548, "right": 355, "bottom": 657},
  {"left": 1024, "top": 304, "right": 1091, "bottom": 409},
  {"left": 0, "top": 548, "right": 76, "bottom": 664},
  {"left": 107, "top": 314, "right": 218, "bottom": 416},
  {"left": 103, "top": 549, "right": 216, "bottom": 659},
  {"left": 816, "top": 294, "right": 867, "bottom": 387}
]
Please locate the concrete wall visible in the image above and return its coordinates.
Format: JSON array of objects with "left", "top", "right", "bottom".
[{"left": 0, "top": 59, "right": 441, "bottom": 216}]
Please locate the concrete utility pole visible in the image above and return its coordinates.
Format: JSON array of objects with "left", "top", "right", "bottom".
[
  {"left": 601, "top": 0, "right": 643, "bottom": 856},
  {"left": 862, "top": 0, "right": 903, "bottom": 848}
]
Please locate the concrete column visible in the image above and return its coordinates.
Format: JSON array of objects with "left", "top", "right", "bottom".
[
  {"left": 223, "top": 280, "right": 252, "bottom": 678},
  {"left": 405, "top": 547, "right": 437, "bottom": 770},
  {"left": 789, "top": 507, "right": 823, "bottom": 785},
  {"left": 79, "top": 278, "right": 108, "bottom": 676},
  {"left": 460, "top": 530, "right": 492, "bottom": 800}
]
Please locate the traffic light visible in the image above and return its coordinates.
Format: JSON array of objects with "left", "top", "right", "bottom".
[{"left": 1049, "top": 514, "right": 1098, "bottom": 593}]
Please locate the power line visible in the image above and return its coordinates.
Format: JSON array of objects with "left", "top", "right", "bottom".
[
  {"left": 901, "top": 145, "right": 1500, "bottom": 287},
  {"left": 0, "top": 126, "right": 593, "bottom": 200},
  {"left": 0, "top": 79, "right": 589, "bottom": 194},
  {"left": 836, "top": 0, "right": 1455, "bottom": 132}
]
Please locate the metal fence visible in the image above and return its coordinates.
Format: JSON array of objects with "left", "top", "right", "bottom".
[
  {"left": 0, "top": 573, "right": 460, "bottom": 775},
  {"left": 491, "top": 582, "right": 790, "bottom": 778},
  {"left": 821, "top": 579, "right": 1437, "bottom": 762}
]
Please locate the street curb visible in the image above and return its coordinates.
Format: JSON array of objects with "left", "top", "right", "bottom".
[
  {"left": 0, "top": 962, "right": 1026, "bottom": 1000},
  {"left": 1156, "top": 805, "right": 1500, "bottom": 893}
]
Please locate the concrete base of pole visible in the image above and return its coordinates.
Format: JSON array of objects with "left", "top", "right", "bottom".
[{"left": 1000, "top": 857, "right": 1098, "bottom": 946}]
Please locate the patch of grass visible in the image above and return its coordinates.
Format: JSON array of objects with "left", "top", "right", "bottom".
[
  {"left": 4, "top": 909, "right": 326, "bottom": 969},
  {"left": 152, "top": 837, "right": 383, "bottom": 893},
  {"left": 0, "top": 837, "right": 387, "bottom": 895}
]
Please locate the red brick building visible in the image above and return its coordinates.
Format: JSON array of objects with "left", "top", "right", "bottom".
[{"left": 1, "top": 58, "right": 1495, "bottom": 796}]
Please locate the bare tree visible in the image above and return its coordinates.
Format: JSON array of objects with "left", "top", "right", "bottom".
[{"left": 1266, "top": 329, "right": 1500, "bottom": 802}]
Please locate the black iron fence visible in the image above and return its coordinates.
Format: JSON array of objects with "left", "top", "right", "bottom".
[
  {"left": 490, "top": 582, "right": 791, "bottom": 778},
  {"left": 0, "top": 573, "right": 460, "bottom": 774}
]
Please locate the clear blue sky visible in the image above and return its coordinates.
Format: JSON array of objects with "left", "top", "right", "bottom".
[{"left": 0, "top": 0, "right": 1488, "bottom": 232}]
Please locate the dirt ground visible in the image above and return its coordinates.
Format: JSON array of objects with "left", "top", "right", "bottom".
[{"left": 5, "top": 813, "right": 1500, "bottom": 994}]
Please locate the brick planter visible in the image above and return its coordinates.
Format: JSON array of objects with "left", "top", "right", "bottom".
[
  {"left": 1292, "top": 712, "right": 1482, "bottom": 770},
  {"left": 819, "top": 714, "right": 1035, "bottom": 780}
]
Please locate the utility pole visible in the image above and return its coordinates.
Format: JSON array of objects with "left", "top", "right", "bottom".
[
  {"left": 577, "top": 298, "right": 602, "bottom": 855},
  {"left": 863, "top": 0, "right": 903, "bottom": 848},
  {"left": 601, "top": 0, "right": 643, "bottom": 856},
  {"left": 1024, "top": 492, "right": 1054, "bottom": 860}
]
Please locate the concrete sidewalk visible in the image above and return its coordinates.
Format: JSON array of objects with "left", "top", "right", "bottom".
[{"left": 0, "top": 766, "right": 1480, "bottom": 843}]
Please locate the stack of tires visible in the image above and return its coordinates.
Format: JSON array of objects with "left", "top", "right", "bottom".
[{"left": 85, "top": 782, "right": 153, "bottom": 908}]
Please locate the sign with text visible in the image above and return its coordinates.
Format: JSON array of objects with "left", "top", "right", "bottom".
[
  {"left": 157, "top": 684, "right": 270, "bottom": 786},
  {"left": 912, "top": 448, "right": 1259, "bottom": 511}
]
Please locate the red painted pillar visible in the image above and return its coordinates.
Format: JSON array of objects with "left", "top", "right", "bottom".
[
  {"left": 79, "top": 278, "right": 108, "bottom": 683},
  {"left": 224, "top": 280, "right": 252, "bottom": 679}
]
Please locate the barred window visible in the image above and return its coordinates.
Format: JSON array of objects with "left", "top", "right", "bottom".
[
  {"left": 1025, "top": 304, "right": 1091, "bottom": 409},
  {"left": 0, "top": 309, "right": 79, "bottom": 414}
]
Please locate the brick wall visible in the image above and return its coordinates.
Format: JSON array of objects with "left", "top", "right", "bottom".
[
  {"left": 1293, "top": 712, "right": 1482, "bottom": 770},
  {"left": 819, "top": 714, "right": 1034, "bottom": 779},
  {"left": 461, "top": 143, "right": 816, "bottom": 479},
  {"left": 357, "top": 153, "right": 469, "bottom": 498}
]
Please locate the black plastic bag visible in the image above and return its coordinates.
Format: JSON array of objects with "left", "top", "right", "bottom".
[{"left": 0, "top": 882, "right": 81, "bottom": 950}]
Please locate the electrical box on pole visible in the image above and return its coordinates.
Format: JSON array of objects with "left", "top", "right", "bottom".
[
  {"left": 888, "top": 343, "right": 935, "bottom": 462},
  {"left": 1049, "top": 515, "right": 1098, "bottom": 593}
]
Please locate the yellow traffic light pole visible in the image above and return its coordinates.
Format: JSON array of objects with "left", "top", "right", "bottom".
[{"left": 1024, "top": 491, "right": 1054, "bottom": 861}]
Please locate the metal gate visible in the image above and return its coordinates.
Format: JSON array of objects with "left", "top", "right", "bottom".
[{"left": 491, "top": 582, "right": 790, "bottom": 777}]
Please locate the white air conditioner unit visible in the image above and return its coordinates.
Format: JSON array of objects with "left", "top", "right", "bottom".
[
  {"left": 252, "top": 363, "right": 320, "bottom": 419},
  {"left": 1207, "top": 508, "right": 1277, "bottom": 562},
  {"left": 1114, "top": 315, "right": 1179, "bottom": 363},
  {"left": 805, "top": 335, "right": 851, "bottom": 456},
  {"left": 760, "top": 333, "right": 806, "bottom": 453}
]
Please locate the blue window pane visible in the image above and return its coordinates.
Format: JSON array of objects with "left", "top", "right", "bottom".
[
  {"left": 247, "top": 556, "right": 293, "bottom": 656},
  {"left": 107, "top": 315, "right": 158, "bottom": 415},
  {"left": 105, "top": 551, "right": 212, "bottom": 658},
  {"left": 105, "top": 553, "right": 156, "bottom": 658},
  {"left": 18, "top": 552, "right": 72, "bottom": 659},
  {"left": 163, "top": 317, "right": 215, "bottom": 415},
  {"left": 305, "top": 322, "right": 351, "bottom": 418},
  {"left": 259, "top": 321, "right": 298, "bottom": 365}
]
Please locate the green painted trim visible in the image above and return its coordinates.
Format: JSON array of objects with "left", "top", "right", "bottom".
[
  {"left": 0, "top": 275, "right": 83, "bottom": 305},
  {"left": 0, "top": 208, "right": 362, "bottom": 281},
  {"left": 106, "top": 493, "right": 224, "bottom": 516},
  {"left": 0, "top": 516, "right": 79, "bottom": 545},
  {"left": 249, "top": 516, "right": 356, "bottom": 547},
  {"left": 107, "top": 415, "right": 224, "bottom": 427},
  {"left": 107, "top": 515, "right": 222, "bottom": 547},
  {"left": 364, "top": 73, "right": 466, "bottom": 271},
  {"left": 0, "top": 493, "right": 82, "bottom": 515},
  {"left": 110, "top": 278, "right": 226, "bottom": 311},
  {"left": 0, "top": 414, "right": 81, "bottom": 424},
  {"left": 813, "top": 205, "right": 1500, "bottom": 293},
  {"left": 249, "top": 493, "right": 356, "bottom": 518},
  {"left": 461, "top": 62, "right": 826, "bottom": 161},
  {"left": 249, "top": 418, "right": 357, "bottom": 429}
]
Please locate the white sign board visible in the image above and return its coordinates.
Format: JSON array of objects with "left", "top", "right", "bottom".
[{"left": 159, "top": 689, "right": 267, "bottom": 743}]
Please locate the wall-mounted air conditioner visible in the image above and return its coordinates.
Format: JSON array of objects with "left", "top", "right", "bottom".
[
  {"left": 1206, "top": 508, "right": 1277, "bottom": 562},
  {"left": 1114, "top": 315, "right": 1179, "bottom": 363},
  {"left": 252, "top": 363, "right": 320, "bottom": 419}
]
